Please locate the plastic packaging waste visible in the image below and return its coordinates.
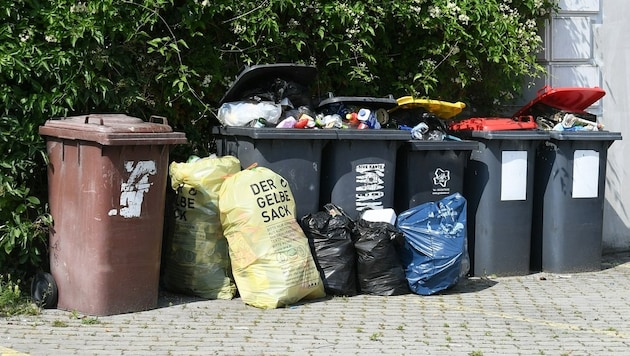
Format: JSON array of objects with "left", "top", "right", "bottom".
[
  {"left": 217, "top": 101, "right": 282, "bottom": 127},
  {"left": 396, "top": 193, "right": 470, "bottom": 296}
]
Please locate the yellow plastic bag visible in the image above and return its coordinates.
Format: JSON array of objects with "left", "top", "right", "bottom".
[
  {"left": 219, "top": 166, "right": 325, "bottom": 309},
  {"left": 163, "top": 155, "right": 241, "bottom": 300}
]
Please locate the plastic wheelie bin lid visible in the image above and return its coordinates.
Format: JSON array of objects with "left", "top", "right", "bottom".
[
  {"left": 514, "top": 85, "right": 606, "bottom": 117},
  {"left": 403, "top": 139, "right": 479, "bottom": 151},
  {"left": 219, "top": 63, "right": 318, "bottom": 105},
  {"left": 464, "top": 129, "right": 549, "bottom": 140},
  {"left": 391, "top": 96, "right": 466, "bottom": 120},
  {"left": 212, "top": 126, "right": 338, "bottom": 139},
  {"left": 547, "top": 130, "right": 622, "bottom": 141},
  {"left": 39, "top": 114, "right": 187, "bottom": 146},
  {"left": 449, "top": 116, "right": 538, "bottom": 132}
]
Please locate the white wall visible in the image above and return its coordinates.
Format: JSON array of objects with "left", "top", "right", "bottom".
[{"left": 598, "top": 0, "right": 630, "bottom": 251}]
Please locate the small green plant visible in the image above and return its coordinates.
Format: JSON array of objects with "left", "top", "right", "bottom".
[
  {"left": 469, "top": 351, "right": 484, "bottom": 356},
  {"left": 446, "top": 336, "right": 452, "bottom": 343},
  {"left": 369, "top": 332, "right": 384, "bottom": 341},
  {"left": 52, "top": 320, "right": 68, "bottom": 327},
  {"left": 356, "top": 327, "right": 364, "bottom": 333},
  {"left": 0, "top": 274, "right": 39, "bottom": 317},
  {"left": 396, "top": 325, "right": 404, "bottom": 331},
  {"left": 81, "top": 317, "right": 100, "bottom": 325}
]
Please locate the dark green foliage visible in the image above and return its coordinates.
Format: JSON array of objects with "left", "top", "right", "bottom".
[{"left": 0, "top": 0, "right": 556, "bottom": 277}]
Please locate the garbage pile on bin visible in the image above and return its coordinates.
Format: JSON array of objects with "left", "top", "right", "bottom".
[{"left": 215, "top": 63, "right": 466, "bottom": 141}]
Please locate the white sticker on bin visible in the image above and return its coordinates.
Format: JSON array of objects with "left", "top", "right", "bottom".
[
  {"left": 356, "top": 163, "right": 386, "bottom": 212},
  {"left": 501, "top": 151, "right": 528, "bottom": 201},
  {"left": 572, "top": 149, "right": 599, "bottom": 199},
  {"left": 108, "top": 160, "right": 157, "bottom": 218}
]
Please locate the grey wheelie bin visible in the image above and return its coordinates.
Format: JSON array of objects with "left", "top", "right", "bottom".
[
  {"left": 532, "top": 130, "right": 621, "bottom": 273},
  {"left": 450, "top": 114, "right": 549, "bottom": 277}
]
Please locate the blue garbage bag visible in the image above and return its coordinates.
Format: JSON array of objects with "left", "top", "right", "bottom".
[{"left": 396, "top": 193, "right": 470, "bottom": 296}]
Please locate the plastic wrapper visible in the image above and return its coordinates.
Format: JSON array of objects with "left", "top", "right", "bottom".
[
  {"left": 396, "top": 193, "right": 470, "bottom": 296},
  {"left": 217, "top": 101, "right": 282, "bottom": 127}
]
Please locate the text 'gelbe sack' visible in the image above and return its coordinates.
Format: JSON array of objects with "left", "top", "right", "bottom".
[
  {"left": 219, "top": 166, "right": 325, "bottom": 309},
  {"left": 396, "top": 193, "right": 470, "bottom": 296},
  {"left": 163, "top": 155, "right": 241, "bottom": 300}
]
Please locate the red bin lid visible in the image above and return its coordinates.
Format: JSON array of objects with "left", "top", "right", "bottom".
[
  {"left": 39, "top": 114, "right": 188, "bottom": 146},
  {"left": 514, "top": 85, "right": 605, "bottom": 117},
  {"left": 449, "top": 116, "right": 538, "bottom": 131}
]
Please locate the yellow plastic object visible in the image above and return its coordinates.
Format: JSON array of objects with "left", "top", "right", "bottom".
[
  {"left": 219, "top": 166, "right": 325, "bottom": 309},
  {"left": 392, "top": 96, "right": 466, "bottom": 119},
  {"left": 165, "top": 155, "right": 242, "bottom": 300}
]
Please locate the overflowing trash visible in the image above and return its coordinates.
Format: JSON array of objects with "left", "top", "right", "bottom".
[
  {"left": 216, "top": 64, "right": 465, "bottom": 141},
  {"left": 159, "top": 64, "right": 616, "bottom": 308}
]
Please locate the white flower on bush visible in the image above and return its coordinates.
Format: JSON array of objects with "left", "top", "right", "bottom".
[
  {"left": 429, "top": 6, "right": 441, "bottom": 18},
  {"left": 19, "top": 32, "right": 30, "bottom": 42},
  {"left": 458, "top": 14, "right": 470, "bottom": 25}
]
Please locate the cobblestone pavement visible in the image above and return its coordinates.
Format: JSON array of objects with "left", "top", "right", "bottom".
[{"left": 2, "top": 251, "right": 630, "bottom": 356}]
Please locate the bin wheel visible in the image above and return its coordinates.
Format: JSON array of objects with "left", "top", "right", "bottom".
[{"left": 31, "top": 272, "right": 58, "bottom": 309}]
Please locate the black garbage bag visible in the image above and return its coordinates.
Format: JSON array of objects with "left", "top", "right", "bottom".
[
  {"left": 353, "top": 219, "right": 409, "bottom": 296},
  {"left": 300, "top": 204, "right": 358, "bottom": 296},
  {"left": 396, "top": 193, "right": 470, "bottom": 296},
  {"left": 240, "top": 78, "right": 313, "bottom": 108}
]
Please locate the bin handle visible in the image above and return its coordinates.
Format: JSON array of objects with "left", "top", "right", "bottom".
[
  {"left": 150, "top": 115, "right": 169, "bottom": 126},
  {"left": 83, "top": 116, "right": 104, "bottom": 125}
]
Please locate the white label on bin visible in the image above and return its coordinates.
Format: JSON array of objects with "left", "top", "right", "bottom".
[
  {"left": 356, "top": 163, "right": 385, "bottom": 212},
  {"left": 432, "top": 168, "right": 451, "bottom": 196},
  {"left": 573, "top": 150, "right": 599, "bottom": 198},
  {"left": 108, "top": 160, "right": 157, "bottom": 218},
  {"left": 501, "top": 151, "right": 527, "bottom": 201}
]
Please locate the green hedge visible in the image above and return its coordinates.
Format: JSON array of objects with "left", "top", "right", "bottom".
[{"left": 0, "top": 0, "right": 557, "bottom": 277}]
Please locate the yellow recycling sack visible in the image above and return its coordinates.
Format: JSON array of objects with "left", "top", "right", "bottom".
[
  {"left": 219, "top": 166, "right": 325, "bottom": 309},
  {"left": 163, "top": 155, "right": 241, "bottom": 300}
]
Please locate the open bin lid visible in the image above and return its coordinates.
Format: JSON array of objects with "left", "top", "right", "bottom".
[
  {"left": 390, "top": 96, "right": 466, "bottom": 120},
  {"left": 39, "top": 114, "right": 187, "bottom": 146},
  {"left": 514, "top": 86, "right": 606, "bottom": 117},
  {"left": 219, "top": 63, "right": 318, "bottom": 105}
]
